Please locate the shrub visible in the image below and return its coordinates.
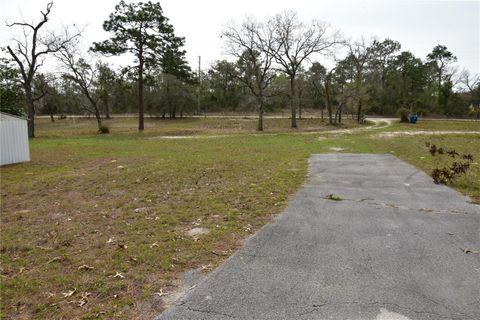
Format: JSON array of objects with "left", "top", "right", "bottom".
[
  {"left": 426, "top": 142, "right": 474, "bottom": 184},
  {"left": 397, "top": 107, "right": 410, "bottom": 123},
  {"left": 99, "top": 125, "right": 110, "bottom": 134}
]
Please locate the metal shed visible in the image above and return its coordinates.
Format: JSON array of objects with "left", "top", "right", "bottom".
[{"left": 0, "top": 112, "right": 30, "bottom": 166}]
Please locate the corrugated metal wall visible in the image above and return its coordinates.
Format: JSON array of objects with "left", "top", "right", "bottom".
[{"left": 0, "top": 113, "right": 30, "bottom": 166}]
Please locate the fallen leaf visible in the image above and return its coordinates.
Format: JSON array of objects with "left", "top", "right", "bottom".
[
  {"left": 462, "top": 248, "right": 480, "bottom": 254},
  {"left": 78, "top": 292, "right": 90, "bottom": 307},
  {"left": 211, "top": 250, "right": 229, "bottom": 256},
  {"left": 78, "top": 265, "right": 94, "bottom": 271},
  {"left": 201, "top": 264, "right": 213, "bottom": 271},
  {"left": 62, "top": 288, "right": 76, "bottom": 298},
  {"left": 244, "top": 224, "right": 252, "bottom": 232},
  {"left": 154, "top": 289, "right": 169, "bottom": 297},
  {"left": 47, "top": 256, "right": 62, "bottom": 264},
  {"left": 112, "top": 272, "right": 125, "bottom": 279},
  {"left": 150, "top": 242, "right": 159, "bottom": 248}
]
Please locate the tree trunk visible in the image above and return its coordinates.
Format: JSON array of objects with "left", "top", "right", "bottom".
[
  {"left": 437, "top": 69, "right": 442, "bottom": 112},
  {"left": 298, "top": 90, "right": 303, "bottom": 120},
  {"left": 327, "top": 101, "right": 332, "bottom": 124},
  {"left": 138, "top": 54, "right": 145, "bottom": 131},
  {"left": 104, "top": 97, "right": 111, "bottom": 119},
  {"left": 326, "top": 87, "right": 333, "bottom": 125},
  {"left": 257, "top": 96, "right": 264, "bottom": 131},
  {"left": 338, "top": 104, "right": 342, "bottom": 124},
  {"left": 320, "top": 107, "right": 324, "bottom": 122},
  {"left": 95, "top": 109, "right": 103, "bottom": 131},
  {"left": 380, "top": 72, "right": 386, "bottom": 114},
  {"left": 357, "top": 99, "right": 363, "bottom": 123},
  {"left": 24, "top": 85, "right": 35, "bottom": 138},
  {"left": 290, "top": 76, "right": 297, "bottom": 128},
  {"left": 50, "top": 112, "right": 55, "bottom": 122}
]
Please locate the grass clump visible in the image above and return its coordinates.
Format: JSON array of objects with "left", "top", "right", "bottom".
[{"left": 99, "top": 125, "right": 110, "bottom": 134}]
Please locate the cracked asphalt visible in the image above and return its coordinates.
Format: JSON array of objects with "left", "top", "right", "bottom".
[{"left": 156, "top": 154, "right": 480, "bottom": 320}]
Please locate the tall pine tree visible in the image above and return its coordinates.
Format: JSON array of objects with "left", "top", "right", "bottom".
[{"left": 92, "top": 0, "right": 189, "bottom": 130}]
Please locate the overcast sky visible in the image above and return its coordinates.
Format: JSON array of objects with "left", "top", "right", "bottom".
[{"left": 1, "top": 0, "right": 479, "bottom": 74}]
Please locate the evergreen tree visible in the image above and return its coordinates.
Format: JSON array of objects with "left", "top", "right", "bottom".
[{"left": 92, "top": 0, "right": 190, "bottom": 130}]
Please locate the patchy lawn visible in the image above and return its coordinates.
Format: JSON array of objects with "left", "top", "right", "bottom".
[
  {"left": 1, "top": 117, "right": 479, "bottom": 319},
  {"left": 34, "top": 116, "right": 363, "bottom": 138}
]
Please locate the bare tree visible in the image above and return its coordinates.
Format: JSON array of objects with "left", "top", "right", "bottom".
[
  {"left": 6, "top": 2, "right": 80, "bottom": 137},
  {"left": 57, "top": 43, "right": 104, "bottom": 131},
  {"left": 336, "top": 39, "right": 371, "bottom": 123},
  {"left": 223, "top": 17, "right": 277, "bottom": 131},
  {"left": 459, "top": 70, "right": 480, "bottom": 119},
  {"left": 267, "top": 11, "right": 342, "bottom": 128},
  {"left": 324, "top": 68, "right": 336, "bottom": 124}
]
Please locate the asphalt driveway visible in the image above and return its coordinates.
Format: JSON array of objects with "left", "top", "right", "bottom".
[{"left": 156, "top": 154, "right": 480, "bottom": 320}]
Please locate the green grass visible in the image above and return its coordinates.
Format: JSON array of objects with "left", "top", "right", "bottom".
[{"left": 1, "top": 117, "right": 479, "bottom": 319}]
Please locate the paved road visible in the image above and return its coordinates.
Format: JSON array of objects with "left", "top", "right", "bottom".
[{"left": 156, "top": 154, "right": 480, "bottom": 320}]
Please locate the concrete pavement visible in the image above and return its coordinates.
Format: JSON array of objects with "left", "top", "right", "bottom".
[{"left": 156, "top": 154, "right": 480, "bottom": 320}]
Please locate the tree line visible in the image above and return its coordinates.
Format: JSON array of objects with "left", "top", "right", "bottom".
[{"left": 1, "top": 1, "right": 479, "bottom": 137}]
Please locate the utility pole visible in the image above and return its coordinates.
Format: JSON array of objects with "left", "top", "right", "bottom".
[{"left": 197, "top": 55, "right": 201, "bottom": 115}]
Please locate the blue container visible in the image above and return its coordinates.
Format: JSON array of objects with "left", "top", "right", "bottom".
[{"left": 409, "top": 115, "right": 418, "bottom": 124}]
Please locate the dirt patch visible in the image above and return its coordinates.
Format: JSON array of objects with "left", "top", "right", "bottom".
[
  {"left": 325, "top": 118, "right": 394, "bottom": 136},
  {"left": 148, "top": 135, "right": 229, "bottom": 140},
  {"left": 186, "top": 228, "right": 210, "bottom": 237}
]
